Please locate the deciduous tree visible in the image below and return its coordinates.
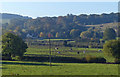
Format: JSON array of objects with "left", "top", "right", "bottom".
[
  {"left": 103, "top": 40, "right": 120, "bottom": 59},
  {"left": 2, "top": 32, "right": 28, "bottom": 59},
  {"left": 103, "top": 28, "right": 116, "bottom": 40}
]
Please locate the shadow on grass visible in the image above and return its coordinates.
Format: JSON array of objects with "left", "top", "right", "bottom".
[
  {"left": 22, "top": 54, "right": 106, "bottom": 63},
  {"left": 2, "top": 54, "right": 106, "bottom": 64},
  {"left": 23, "top": 54, "right": 87, "bottom": 63},
  {"left": 0, "top": 67, "right": 7, "bottom": 69},
  {"left": 1, "top": 62, "right": 59, "bottom": 66}
]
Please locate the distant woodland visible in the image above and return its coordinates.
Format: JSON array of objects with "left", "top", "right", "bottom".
[{"left": 1, "top": 12, "right": 120, "bottom": 39}]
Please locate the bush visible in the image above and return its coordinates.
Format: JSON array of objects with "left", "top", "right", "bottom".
[
  {"left": 114, "top": 58, "right": 120, "bottom": 64},
  {"left": 12, "top": 56, "right": 22, "bottom": 61},
  {"left": 2, "top": 56, "right": 12, "bottom": 60},
  {"left": 90, "top": 57, "right": 106, "bottom": 63},
  {"left": 2, "top": 54, "right": 12, "bottom": 60},
  {"left": 63, "top": 40, "right": 68, "bottom": 46},
  {"left": 85, "top": 55, "right": 106, "bottom": 63},
  {"left": 85, "top": 55, "right": 94, "bottom": 62}
]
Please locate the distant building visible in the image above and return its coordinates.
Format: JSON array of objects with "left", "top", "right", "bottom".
[
  {"left": 26, "top": 34, "right": 43, "bottom": 40},
  {"left": 26, "top": 34, "right": 33, "bottom": 38}
]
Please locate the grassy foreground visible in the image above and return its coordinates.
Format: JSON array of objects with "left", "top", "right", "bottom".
[{"left": 2, "top": 60, "right": 118, "bottom": 75}]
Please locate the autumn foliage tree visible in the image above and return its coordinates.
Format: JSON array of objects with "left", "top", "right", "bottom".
[
  {"left": 39, "top": 32, "right": 44, "bottom": 37},
  {"left": 70, "top": 29, "right": 80, "bottom": 38}
]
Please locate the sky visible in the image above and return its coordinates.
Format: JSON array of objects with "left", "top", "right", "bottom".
[
  {"left": 0, "top": 0, "right": 119, "bottom": 2},
  {"left": 0, "top": 2, "right": 118, "bottom": 18}
]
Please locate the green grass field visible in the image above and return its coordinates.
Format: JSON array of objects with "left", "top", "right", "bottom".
[
  {"left": 25, "top": 46, "right": 114, "bottom": 62},
  {"left": 43, "top": 39, "right": 71, "bottom": 41},
  {"left": 1, "top": 46, "right": 118, "bottom": 75},
  {"left": 2, "top": 60, "right": 118, "bottom": 75}
]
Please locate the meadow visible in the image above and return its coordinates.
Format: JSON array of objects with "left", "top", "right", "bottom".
[
  {"left": 1, "top": 60, "right": 118, "bottom": 75},
  {"left": 25, "top": 46, "right": 115, "bottom": 62},
  {"left": 2, "top": 45, "right": 119, "bottom": 75}
]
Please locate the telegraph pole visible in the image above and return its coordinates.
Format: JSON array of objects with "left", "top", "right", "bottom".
[{"left": 48, "top": 33, "right": 52, "bottom": 67}]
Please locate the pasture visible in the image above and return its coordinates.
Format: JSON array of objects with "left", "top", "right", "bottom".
[
  {"left": 2, "top": 45, "right": 118, "bottom": 75},
  {"left": 25, "top": 46, "right": 115, "bottom": 62},
  {"left": 1, "top": 60, "right": 118, "bottom": 75}
]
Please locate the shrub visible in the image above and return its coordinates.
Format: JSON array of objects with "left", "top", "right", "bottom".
[
  {"left": 114, "top": 58, "right": 120, "bottom": 64},
  {"left": 12, "top": 56, "right": 22, "bottom": 61},
  {"left": 2, "top": 55, "right": 12, "bottom": 60},
  {"left": 63, "top": 40, "right": 67, "bottom": 46},
  {"left": 88, "top": 45, "right": 92, "bottom": 48},
  {"left": 91, "top": 57, "right": 106, "bottom": 63},
  {"left": 85, "top": 55, "right": 106, "bottom": 63},
  {"left": 85, "top": 55, "right": 94, "bottom": 62}
]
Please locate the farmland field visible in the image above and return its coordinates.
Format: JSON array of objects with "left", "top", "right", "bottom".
[
  {"left": 25, "top": 46, "right": 115, "bottom": 62},
  {"left": 1, "top": 60, "right": 119, "bottom": 75},
  {"left": 1, "top": 3, "right": 120, "bottom": 76},
  {"left": 2, "top": 46, "right": 119, "bottom": 75}
]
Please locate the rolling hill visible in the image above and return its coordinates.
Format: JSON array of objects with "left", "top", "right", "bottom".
[{"left": 0, "top": 13, "right": 32, "bottom": 24}]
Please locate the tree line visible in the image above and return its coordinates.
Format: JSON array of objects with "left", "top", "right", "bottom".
[{"left": 2, "top": 12, "right": 119, "bottom": 39}]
